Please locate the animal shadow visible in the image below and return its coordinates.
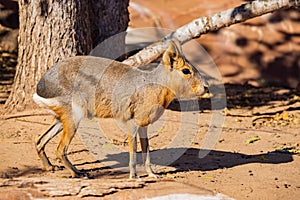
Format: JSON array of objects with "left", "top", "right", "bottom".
[{"left": 92, "top": 147, "right": 293, "bottom": 175}]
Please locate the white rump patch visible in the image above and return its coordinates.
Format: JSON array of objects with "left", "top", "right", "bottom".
[{"left": 33, "top": 93, "right": 60, "bottom": 116}]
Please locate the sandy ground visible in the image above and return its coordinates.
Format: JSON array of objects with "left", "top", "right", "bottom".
[
  {"left": 1, "top": 0, "right": 300, "bottom": 199},
  {"left": 0, "top": 85, "right": 299, "bottom": 199}
]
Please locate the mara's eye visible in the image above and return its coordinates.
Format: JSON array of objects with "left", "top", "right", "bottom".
[{"left": 182, "top": 68, "right": 191, "bottom": 75}]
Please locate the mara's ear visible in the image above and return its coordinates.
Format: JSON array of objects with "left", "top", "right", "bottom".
[{"left": 162, "top": 40, "right": 183, "bottom": 70}]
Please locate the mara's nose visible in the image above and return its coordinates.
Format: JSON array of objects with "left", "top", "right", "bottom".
[
  {"left": 203, "top": 86, "right": 209, "bottom": 94},
  {"left": 196, "top": 85, "right": 209, "bottom": 97}
]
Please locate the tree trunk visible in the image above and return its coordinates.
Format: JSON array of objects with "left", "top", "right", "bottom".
[{"left": 4, "top": 0, "right": 129, "bottom": 113}]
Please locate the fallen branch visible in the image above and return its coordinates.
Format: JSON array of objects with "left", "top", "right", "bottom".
[
  {"left": 0, "top": 112, "right": 51, "bottom": 120},
  {"left": 123, "top": 0, "right": 300, "bottom": 67}
]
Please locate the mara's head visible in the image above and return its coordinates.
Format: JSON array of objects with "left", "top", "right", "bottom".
[{"left": 161, "top": 40, "right": 208, "bottom": 99}]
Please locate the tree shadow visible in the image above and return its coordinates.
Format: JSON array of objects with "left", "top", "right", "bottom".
[
  {"left": 167, "top": 83, "right": 297, "bottom": 112},
  {"left": 226, "top": 8, "right": 300, "bottom": 88},
  {"left": 0, "top": 166, "right": 44, "bottom": 178},
  {"left": 224, "top": 83, "right": 297, "bottom": 109},
  {"left": 0, "top": 0, "right": 19, "bottom": 29}
]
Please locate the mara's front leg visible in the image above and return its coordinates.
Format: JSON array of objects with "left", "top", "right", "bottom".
[
  {"left": 138, "top": 126, "right": 161, "bottom": 178},
  {"left": 127, "top": 121, "right": 138, "bottom": 179}
]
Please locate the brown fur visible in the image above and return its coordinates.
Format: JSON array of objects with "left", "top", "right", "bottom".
[{"left": 33, "top": 40, "right": 207, "bottom": 178}]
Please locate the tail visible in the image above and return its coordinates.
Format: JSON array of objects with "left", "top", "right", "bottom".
[{"left": 33, "top": 93, "right": 60, "bottom": 116}]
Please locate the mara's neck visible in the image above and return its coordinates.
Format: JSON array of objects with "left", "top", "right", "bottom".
[
  {"left": 147, "top": 64, "right": 169, "bottom": 85},
  {"left": 146, "top": 65, "right": 176, "bottom": 108}
]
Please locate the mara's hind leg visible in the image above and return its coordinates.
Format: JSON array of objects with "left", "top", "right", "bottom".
[
  {"left": 35, "top": 118, "right": 62, "bottom": 171},
  {"left": 55, "top": 114, "right": 83, "bottom": 178},
  {"left": 138, "top": 126, "right": 160, "bottom": 178}
]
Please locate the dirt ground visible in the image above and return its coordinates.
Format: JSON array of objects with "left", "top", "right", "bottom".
[
  {"left": 0, "top": 86, "right": 300, "bottom": 199},
  {"left": 1, "top": 0, "right": 300, "bottom": 199}
]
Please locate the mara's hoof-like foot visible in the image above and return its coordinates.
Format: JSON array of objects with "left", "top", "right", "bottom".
[
  {"left": 148, "top": 172, "right": 163, "bottom": 178},
  {"left": 129, "top": 173, "right": 139, "bottom": 179},
  {"left": 70, "top": 171, "right": 92, "bottom": 179},
  {"left": 42, "top": 165, "right": 64, "bottom": 172}
]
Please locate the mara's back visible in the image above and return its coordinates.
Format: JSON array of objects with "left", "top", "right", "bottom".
[
  {"left": 36, "top": 56, "right": 132, "bottom": 99},
  {"left": 35, "top": 56, "right": 148, "bottom": 119}
]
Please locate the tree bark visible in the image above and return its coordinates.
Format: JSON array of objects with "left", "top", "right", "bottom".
[
  {"left": 123, "top": 0, "right": 300, "bottom": 67},
  {"left": 4, "top": 0, "right": 129, "bottom": 113}
]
